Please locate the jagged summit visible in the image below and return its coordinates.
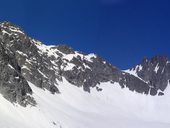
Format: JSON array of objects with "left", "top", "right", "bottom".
[
  {"left": 150, "top": 55, "right": 169, "bottom": 65},
  {"left": 0, "top": 21, "right": 25, "bottom": 35},
  {"left": 142, "top": 55, "right": 169, "bottom": 64},
  {"left": 126, "top": 55, "right": 170, "bottom": 95},
  {"left": 0, "top": 21, "right": 17, "bottom": 27}
]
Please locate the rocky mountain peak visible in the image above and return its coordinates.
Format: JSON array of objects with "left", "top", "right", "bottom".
[
  {"left": 0, "top": 21, "right": 16, "bottom": 28},
  {"left": 0, "top": 21, "right": 25, "bottom": 35},
  {"left": 142, "top": 55, "right": 169, "bottom": 65},
  {"left": 127, "top": 55, "right": 170, "bottom": 96},
  {"left": 150, "top": 55, "right": 169, "bottom": 66}
]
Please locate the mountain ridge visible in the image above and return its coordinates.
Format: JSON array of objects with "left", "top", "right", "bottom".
[{"left": 0, "top": 21, "right": 169, "bottom": 107}]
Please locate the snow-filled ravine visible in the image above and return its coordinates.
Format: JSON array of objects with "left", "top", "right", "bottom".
[{"left": 0, "top": 78, "right": 170, "bottom": 128}]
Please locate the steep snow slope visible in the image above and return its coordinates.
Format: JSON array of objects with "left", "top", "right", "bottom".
[{"left": 0, "top": 79, "right": 170, "bottom": 128}]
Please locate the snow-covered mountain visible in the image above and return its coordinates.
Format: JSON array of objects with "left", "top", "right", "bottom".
[{"left": 0, "top": 21, "right": 170, "bottom": 128}]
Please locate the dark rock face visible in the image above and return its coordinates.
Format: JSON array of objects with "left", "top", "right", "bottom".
[
  {"left": 128, "top": 55, "right": 170, "bottom": 95},
  {"left": 0, "top": 21, "right": 169, "bottom": 106},
  {"left": 0, "top": 22, "right": 60, "bottom": 95},
  {"left": 119, "top": 73, "right": 150, "bottom": 94},
  {"left": 56, "top": 45, "right": 75, "bottom": 54},
  {"left": 0, "top": 23, "right": 35, "bottom": 106}
]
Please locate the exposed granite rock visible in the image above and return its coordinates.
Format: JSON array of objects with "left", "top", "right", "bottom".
[
  {"left": 0, "top": 38, "right": 35, "bottom": 106},
  {"left": 0, "top": 22, "right": 60, "bottom": 95}
]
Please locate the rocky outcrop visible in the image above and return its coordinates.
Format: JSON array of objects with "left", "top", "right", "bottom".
[
  {"left": 0, "top": 22, "right": 35, "bottom": 106},
  {"left": 127, "top": 55, "right": 170, "bottom": 95}
]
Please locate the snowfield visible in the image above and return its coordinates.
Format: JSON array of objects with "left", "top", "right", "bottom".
[{"left": 0, "top": 79, "right": 170, "bottom": 128}]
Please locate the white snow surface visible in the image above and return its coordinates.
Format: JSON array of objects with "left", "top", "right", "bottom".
[
  {"left": 0, "top": 79, "right": 170, "bottom": 128},
  {"left": 154, "top": 64, "right": 159, "bottom": 73}
]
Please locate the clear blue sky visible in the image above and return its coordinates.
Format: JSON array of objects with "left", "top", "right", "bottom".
[{"left": 0, "top": 0, "right": 170, "bottom": 69}]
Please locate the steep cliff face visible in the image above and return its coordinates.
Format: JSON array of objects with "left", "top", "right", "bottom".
[
  {"left": 0, "top": 21, "right": 169, "bottom": 106},
  {"left": 0, "top": 22, "right": 35, "bottom": 106}
]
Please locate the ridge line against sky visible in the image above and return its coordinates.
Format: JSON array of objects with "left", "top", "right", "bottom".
[{"left": 0, "top": 0, "right": 170, "bottom": 69}]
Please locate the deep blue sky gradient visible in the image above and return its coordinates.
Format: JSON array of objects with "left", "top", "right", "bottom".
[{"left": 0, "top": 0, "right": 170, "bottom": 69}]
